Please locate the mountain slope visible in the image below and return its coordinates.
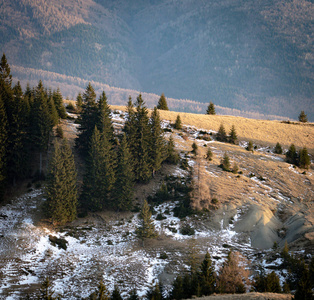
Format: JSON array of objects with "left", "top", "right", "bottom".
[{"left": 1, "top": 0, "right": 313, "bottom": 120}]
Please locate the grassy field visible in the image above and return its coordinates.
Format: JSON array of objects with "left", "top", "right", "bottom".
[{"left": 110, "top": 105, "right": 314, "bottom": 156}]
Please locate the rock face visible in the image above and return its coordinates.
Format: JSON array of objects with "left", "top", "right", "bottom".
[{"left": 1, "top": 0, "right": 313, "bottom": 120}]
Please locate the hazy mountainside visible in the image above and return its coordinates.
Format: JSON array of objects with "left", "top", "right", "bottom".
[{"left": 1, "top": 0, "right": 313, "bottom": 120}]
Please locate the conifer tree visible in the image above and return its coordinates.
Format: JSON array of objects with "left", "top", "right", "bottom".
[
  {"left": 150, "top": 107, "right": 165, "bottom": 175},
  {"left": 170, "top": 276, "right": 184, "bottom": 300},
  {"left": 221, "top": 152, "right": 230, "bottom": 171},
  {"left": 48, "top": 94, "right": 59, "bottom": 126},
  {"left": 205, "top": 147, "right": 213, "bottom": 161},
  {"left": 228, "top": 125, "right": 237, "bottom": 144},
  {"left": 136, "top": 199, "right": 157, "bottom": 243},
  {"left": 76, "top": 83, "right": 98, "bottom": 156},
  {"left": 80, "top": 127, "right": 116, "bottom": 211},
  {"left": 53, "top": 88, "right": 67, "bottom": 119},
  {"left": 274, "top": 142, "right": 283, "bottom": 154},
  {"left": 113, "top": 134, "right": 134, "bottom": 211},
  {"left": 298, "top": 111, "right": 308, "bottom": 123},
  {"left": 0, "top": 53, "right": 13, "bottom": 114},
  {"left": 127, "top": 289, "right": 139, "bottom": 300},
  {"left": 286, "top": 144, "right": 298, "bottom": 165},
  {"left": 146, "top": 282, "right": 163, "bottom": 300},
  {"left": 216, "top": 124, "right": 227, "bottom": 142},
  {"left": 299, "top": 147, "right": 310, "bottom": 169},
  {"left": 97, "top": 91, "right": 114, "bottom": 142},
  {"left": 294, "top": 266, "right": 313, "bottom": 300},
  {"left": 174, "top": 114, "right": 182, "bottom": 130},
  {"left": 110, "top": 285, "right": 123, "bottom": 300},
  {"left": 39, "top": 277, "right": 58, "bottom": 300},
  {"left": 191, "top": 141, "right": 198, "bottom": 155},
  {"left": 206, "top": 102, "right": 216, "bottom": 115},
  {"left": 76, "top": 92, "right": 83, "bottom": 113},
  {"left": 265, "top": 271, "right": 281, "bottom": 293},
  {"left": 246, "top": 140, "right": 253, "bottom": 152},
  {"left": 199, "top": 252, "right": 216, "bottom": 295},
  {"left": 165, "top": 135, "right": 179, "bottom": 164},
  {"left": 89, "top": 282, "right": 110, "bottom": 300},
  {"left": 157, "top": 93, "right": 169, "bottom": 110},
  {"left": 133, "top": 94, "right": 152, "bottom": 182},
  {"left": 123, "top": 96, "right": 135, "bottom": 139},
  {"left": 0, "top": 95, "right": 7, "bottom": 200}
]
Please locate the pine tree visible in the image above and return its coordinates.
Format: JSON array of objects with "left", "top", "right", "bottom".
[
  {"left": 170, "top": 276, "right": 184, "bottom": 300},
  {"left": 205, "top": 147, "right": 213, "bottom": 161},
  {"left": 246, "top": 140, "right": 253, "bottom": 152},
  {"left": 206, "top": 102, "right": 216, "bottom": 115},
  {"left": 133, "top": 94, "right": 152, "bottom": 182},
  {"left": 113, "top": 134, "right": 134, "bottom": 211},
  {"left": 232, "top": 162, "right": 239, "bottom": 174},
  {"left": 39, "top": 277, "right": 58, "bottom": 300},
  {"left": 76, "top": 83, "right": 98, "bottom": 156},
  {"left": 136, "top": 199, "right": 157, "bottom": 243},
  {"left": 45, "top": 140, "right": 77, "bottom": 225},
  {"left": 298, "top": 111, "right": 308, "bottom": 123},
  {"left": 80, "top": 127, "right": 116, "bottom": 211},
  {"left": 150, "top": 107, "right": 165, "bottom": 175},
  {"left": 294, "top": 267, "right": 313, "bottom": 300},
  {"left": 299, "top": 147, "right": 310, "bottom": 169},
  {"left": 221, "top": 152, "right": 230, "bottom": 171},
  {"left": 97, "top": 91, "right": 114, "bottom": 142},
  {"left": 165, "top": 135, "right": 179, "bottom": 164},
  {"left": 110, "top": 285, "right": 123, "bottom": 300},
  {"left": 199, "top": 252, "right": 215, "bottom": 295},
  {"left": 191, "top": 141, "right": 198, "bottom": 155},
  {"left": 53, "top": 88, "right": 67, "bottom": 119},
  {"left": 274, "top": 142, "right": 283, "bottom": 154},
  {"left": 157, "top": 93, "right": 169, "bottom": 110},
  {"left": 265, "top": 271, "right": 281, "bottom": 293},
  {"left": 286, "top": 144, "right": 298, "bottom": 165},
  {"left": 228, "top": 125, "right": 237, "bottom": 144},
  {"left": 76, "top": 92, "right": 83, "bottom": 113},
  {"left": 216, "top": 124, "right": 227, "bottom": 142},
  {"left": 174, "top": 115, "right": 182, "bottom": 130},
  {"left": 48, "top": 94, "right": 59, "bottom": 126},
  {"left": 0, "top": 95, "right": 7, "bottom": 200}
]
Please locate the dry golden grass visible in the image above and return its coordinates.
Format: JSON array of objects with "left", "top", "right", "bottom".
[{"left": 111, "top": 105, "right": 314, "bottom": 156}]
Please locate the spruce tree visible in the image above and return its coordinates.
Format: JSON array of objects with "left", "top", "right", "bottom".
[
  {"left": 206, "top": 102, "right": 216, "bottom": 115},
  {"left": 228, "top": 125, "right": 237, "bottom": 144},
  {"left": 221, "top": 152, "right": 230, "bottom": 171},
  {"left": 113, "top": 134, "right": 134, "bottom": 211},
  {"left": 80, "top": 127, "right": 116, "bottom": 211},
  {"left": 216, "top": 124, "right": 227, "bottom": 142},
  {"left": 265, "top": 271, "right": 281, "bottom": 293},
  {"left": 89, "top": 282, "right": 110, "bottom": 300},
  {"left": 76, "top": 83, "right": 98, "bottom": 156},
  {"left": 298, "top": 111, "right": 308, "bottom": 123},
  {"left": 45, "top": 140, "right": 77, "bottom": 225},
  {"left": 274, "top": 142, "right": 283, "bottom": 154},
  {"left": 170, "top": 276, "right": 184, "bottom": 300},
  {"left": 48, "top": 94, "right": 59, "bottom": 126},
  {"left": 191, "top": 141, "right": 198, "bottom": 155},
  {"left": 205, "top": 147, "right": 213, "bottom": 161},
  {"left": 150, "top": 107, "right": 165, "bottom": 175},
  {"left": 174, "top": 114, "right": 182, "bottom": 130},
  {"left": 136, "top": 199, "right": 157, "bottom": 242},
  {"left": 294, "top": 267, "right": 313, "bottom": 300},
  {"left": 286, "top": 144, "right": 298, "bottom": 165},
  {"left": 53, "top": 88, "right": 67, "bottom": 119},
  {"left": 110, "top": 285, "right": 123, "bottom": 300},
  {"left": 165, "top": 135, "right": 179, "bottom": 164},
  {"left": 0, "top": 95, "right": 7, "bottom": 200},
  {"left": 299, "top": 147, "right": 310, "bottom": 169},
  {"left": 133, "top": 94, "right": 152, "bottom": 182},
  {"left": 76, "top": 92, "right": 83, "bottom": 113},
  {"left": 199, "top": 252, "right": 215, "bottom": 295},
  {"left": 157, "top": 93, "right": 169, "bottom": 110},
  {"left": 97, "top": 91, "right": 114, "bottom": 142}
]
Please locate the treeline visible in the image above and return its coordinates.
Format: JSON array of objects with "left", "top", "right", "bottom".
[
  {"left": 23, "top": 248, "right": 314, "bottom": 299},
  {"left": 0, "top": 54, "right": 67, "bottom": 202}
]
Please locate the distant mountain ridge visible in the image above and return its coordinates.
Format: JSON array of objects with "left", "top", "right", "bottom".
[{"left": 1, "top": 0, "right": 313, "bottom": 120}]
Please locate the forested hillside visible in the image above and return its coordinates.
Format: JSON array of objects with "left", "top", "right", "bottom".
[{"left": 1, "top": 0, "right": 313, "bottom": 120}]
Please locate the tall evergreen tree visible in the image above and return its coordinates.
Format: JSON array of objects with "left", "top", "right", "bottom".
[
  {"left": 206, "top": 102, "right": 216, "bottom": 115},
  {"left": 157, "top": 93, "right": 169, "bottom": 110},
  {"left": 45, "top": 140, "right": 77, "bottom": 225},
  {"left": 136, "top": 199, "right": 157, "bottom": 243},
  {"left": 228, "top": 125, "right": 237, "bottom": 144},
  {"left": 221, "top": 152, "right": 230, "bottom": 171},
  {"left": 53, "top": 88, "right": 67, "bottom": 119},
  {"left": 216, "top": 124, "right": 227, "bottom": 142},
  {"left": 76, "top": 92, "right": 83, "bottom": 113},
  {"left": 199, "top": 252, "right": 215, "bottom": 295},
  {"left": 0, "top": 53, "right": 13, "bottom": 116},
  {"left": 48, "top": 94, "right": 59, "bottom": 127},
  {"left": 299, "top": 147, "right": 311, "bottom": 169},
  {"left": 76, "top": 83, "right": 98, "bottom": 156},
  {"left": 80, "top": 127, "right": 115, "bottom": 211},
  {"left": 274, "top": 142, "right": 283, "bottom": 154},
  {"left": 165, "top": 135, "right": 179, "bottom": 164},
  {"left": 113, "top": 134, "right": 134, "bottom": 211},
  {"left": 97, "top": 91, "right": 114, "bottom": 142},
  {"left": 133, "top": 94, "right": 152, "bottom": 182},
  {"left": 110, "top": 285, "right": 123, "bottom": 300},
  {"left": 174, "top": 114, "right": 182, "bottom": 130},
  {"left": 286, "top": 144, "right": 298, "bottom": 165},
  {"left": 150, "top": 107, "right": 165, "bottom": 175},
  {"left": 170, "top": 276, "right": 184, "bottom": 300},
  {"left": 89, "top": 282, "right": 110, "bottom": 300},
  {"left": 0, "top": 95, "right": 7, "bottom": 200}
]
